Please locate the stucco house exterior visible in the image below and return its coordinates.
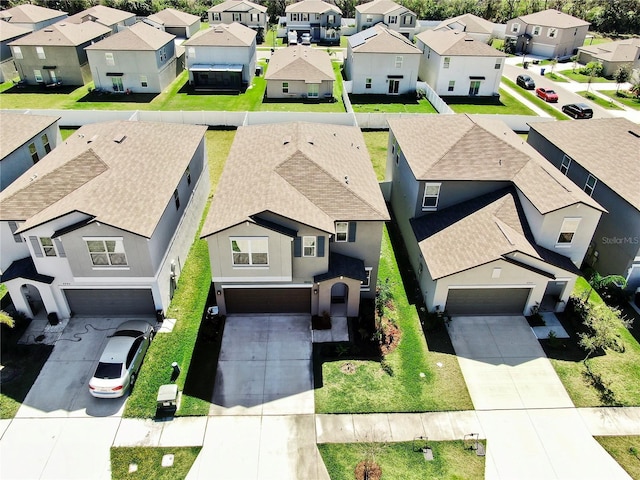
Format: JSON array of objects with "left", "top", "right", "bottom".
[
  {"left": 207, "top": 0, "right": 268, "bottom": 42},
  {"left": 0, "top": 4, "right": 67, "bottom": 32},
  {"left": 355, "top": 0, "right": 417, "bottom": 40},
  {"left": 505, "top": 8, "right": 590, "bottom": 59},
  {"left": 577, "top": 38, "right": 640, "bottom": 77},
  {"left": 146, "top": 8, "right": 201, "bottom": 39},
  {"left": 9, "top": 22, "right": 111, "bottom": 86},
  {"left": 0, "top": 120, "right": 209, "bottom": 320},
  {"left": 0, "top": 112, "right": 61, "bottom": 191},
  {"left": 285, "top": 0, "right": 341, "bottom": 45},
  {"left": 0, "top": 21, "right": 30, "bottom": 82},
  {"left": 344, "top": 23, "right": 421, "bottom": 95},
  {"left": 65, "top": 5, "right": 136, "bottom": 34},
  {"left": 86, "top": 22, "right": 178, "bottom": 94},
  {"left": 527, "top": 118, "right": 640, "bottom": 291},
  {"left": 415, "top": 29, "right": 506, "bottom": 96},
  {"left": 183, "top": 22, "right": 256, "bottom": 92},
  {"left": 201, "top": 122, "right": 389, "bottom": 316},
  {"left": 387, "top": 114, "right": 604, "bottom": 315},
  {"left": 265, "top": 45, "right": 334, "bottom": 99},
  {"left": 434, "top": 13, "right": 496, "bottom": 44}
]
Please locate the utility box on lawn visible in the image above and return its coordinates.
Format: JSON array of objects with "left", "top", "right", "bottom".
[{"left": 156, "top": 384, "right": 178, "bottom": 418}]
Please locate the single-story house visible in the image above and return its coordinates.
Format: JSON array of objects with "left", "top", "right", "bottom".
[
  {"left": 0, "top": 4, "right": 67, "bottom": 32},
  {"left": 65, "top": 5, "right": 136, "bottom": 34},
  {"left": 265, "top": 45, "right": 334, "bottom": 99},
  {"left": 146, "top": 8, "right": 201, "bottom": 39}
]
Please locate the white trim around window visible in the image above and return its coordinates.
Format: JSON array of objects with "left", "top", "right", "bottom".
[
  {"left": 40, "top": 237, "right": 57, "bottom": 257},
  {"left": 84, "top": 237, "right": 128, "bottom": 266},
  {"left": 335, "top": 222, "right": 348, "bottom": 242},
  {"left": 584, "top": 174, "right": 597, "bottom": 196},
  {"left": 556, "top": 217, "right": 581, "bottom": 246},
  {"left": 230, "top": 237, "right": 269, "bottom": 266},
  {"left": 561, "top": 154, "right": 572, "bottom": 175},
  {"left": 303, "top": 236, "right": 316, "bottom": 257},
  {"left": 422, "top": 183, "right": 441, "bottom": 210}
]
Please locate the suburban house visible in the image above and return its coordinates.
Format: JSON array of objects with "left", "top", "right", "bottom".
[
  {"left": 183, "top": 22, "right": 256, "bottom": 92},
  {"left": 65, "top": 5, "right": 136, "bottom": 34},
  {"left": 284, "top": 0, "right": 341, "bottom": 45},
  {"left": 0, "top": 120, "right": 210, "bottom": 320},
  {"left": 386, "top": 114, "right": 604, "bottom": 315},
  {"left": 0, "top": 21, "right": 30, "bottom": 82},
  {"left": 9, "top": 22, "right": 111, "bottom": 86},
  {"left": 577, "top": 37, "right": 640, "bottom": 77},
  {"left": 0, "top": 112, "right": 61, "bottom": 191},
  {"left": 86, "top": 22, "right": 178, "bottom": 94},
  {"left": 0, "top": 4, "right": 67, "bottom": 32},
  {"left": 415, "top": 29, "right": 506, "bottom": 96},
  {"left": 434, "top": 13, "right": 496, "bottom": 44},
  {"left": 265, "top": 45, "right": 334, "bottom": 99},
  {"left": 146, "top": 8, "right": 201, "bottom": 39},
  {"left": 355, "top": 0, "right": 417, "bottom": 40},
  {"left": 207, "top": 0, "right": 268, "bottom": 43},
  {"left": 344, "top": 23, "right": 421, "bottom": 95},
  {"left": 527, "top": 118, "right": 640, "bottom": 290},
  {"left": 200, "top": 122, "right": 389, "bottom": 316},
  {"left": 505, "top": 8, "right": 590, "bottom": 59}
]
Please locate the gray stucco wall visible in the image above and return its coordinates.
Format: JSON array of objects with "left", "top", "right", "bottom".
[{"left": 266, "top": 78, "right": 333, "bottom": 99}]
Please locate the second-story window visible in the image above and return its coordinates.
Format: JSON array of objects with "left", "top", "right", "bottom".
[
  {"left": 36, "top": 46, "right": 45, "bottom": 59},
  {"left": 105, "top": 52, "right": 114, "bottom": 66},
  {"left": 533, "top": 25, "right": 541, "bottom": 36},
  {"left": 389, "top": 15, "right": 397, "bottom": 24},
  {"left": 29, "top": 142, "right": 39, "bottom": 163},
  {"left": 13, "top": 46, "right": 23, "bottom": 59},
  {"left": 561, "top": 155, "right": 572, "bottom": 175},
  {"left": 335, "top": 222, "right": 348, "bottom": 242},
  {"left": 303, "top": 236, "right": 316, "bottom": 257},
  {"left": 444, "top": 57, "right": 450, "bottom": 68},
  {"left": 40, "top": 237, "right": 57, "bottom": 256},
  {"left": 548, "top": 28, "right": 558, "bottom": 38},
  {"left": 213, "top": 12, "right": 221, "bottom": 21},
  {"left": 584, "top": 174, "right": 597, "bottom": 196},
  {"left": 85, "top": 238, "right": 128, "bottom": 266},
  {"left": 395, "top": 55, "right": 403, "bottom": 68},
  {"left": 422, "top": 183, "right": 441, "bottom": 210},
  {"left": 557, "top": 218, "right": 581, "bottom": 245},
  {"left": 233, "top": 13, "right": 241, "bottom": 22}
]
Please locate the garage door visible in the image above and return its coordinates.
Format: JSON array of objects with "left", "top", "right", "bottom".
[
  {"left": 64, "top": 289, "right": 156, "bottom": 316},
  {"left": 224, "top": 288, "right": 311, "bottom": 314},
  {"left": 445, "top": 288, "right": 531, "bottom": 315}
]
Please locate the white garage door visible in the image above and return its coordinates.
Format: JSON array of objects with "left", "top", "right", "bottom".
[
  {"left": 64, "top": 289, "right": 156, "bottom": 316},
  {"left": 445, "top": 288, "right": 531, "bottom": 315}
]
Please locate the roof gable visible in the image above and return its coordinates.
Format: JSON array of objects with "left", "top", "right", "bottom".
[
  {"left": 8, "top": 21, "right": 111, "bottom": 46},
  {"left": 416, "top": 29, "right": 506, "bottom": 56},
  {"left": 147, "top": 8, "right": 200, "bottom": 27},
  {"left": 436, "top": 13, "right": 494, "bottom": 35},
  {"left": 0, "top": 4, "right": 66, "bottom": 24},
  {"left": 0, "top": 21, "right": 31, "bottom": 42},
  {"left": 65, "top": 5, "right": 135, "bottom": 27},
  {"left": 517, "top": 9, "right": 590, "bottom": 28},
  {"left": 356, "top": 0, "right": 413, "bottom": 16},
  {"left": 208, "top": 0, "right": 267, "bottom": 14},
  {"left": 286, "top": 0, "right": 341, "bottom": 14},
  {"left": 264, "top": 45, "right": 334, "bottom": 82},
  {"left": 0, "top": 112, "right": 59, "bottom": 160},
  {"left": 85, "top": 22, "right": 175, "bottom": 51},
  {"left": 349, "top": 23, "right": 421, "bottom": 54},
  {"left": 183, "top": 22, "right": 256, "bottom": 47}
]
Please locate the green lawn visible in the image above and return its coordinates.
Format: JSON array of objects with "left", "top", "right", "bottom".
[
  {"left": 447, "top": 88, "right": 536, "bottom": 115},
  {"left": 584, "top": 36, "right": 613, "bottom": 46},
  {"left": 351, "top": 94, "right": 437, "bottom": 113},
  {"left": 501, "top": 77, "right": 569, "bottom": 120},
  {"left": 546, "top": 277, "right": 640, "bottom": 407},
  {"left": 60, "top": 128, "right": 77, "bottom": 140},
  {"left": 111, "top": 446, "right": 201, "bottom": 480},
  {"left": 362, "top": 130, "right": 389, "bottom": 180},
  {"left": 598, "top": 90, "right": 640, "bottom": 110},
  {"left": 314, "top": 226, "right": 473, "bottom": 414},
  {"left": 576, "top": 91, "right": 623, "bottom": 110},
  {"left": 318, "top": 440, "right": 486, "bottom": 480},
  {"left": 545, "top": 72, "right": 569, "bottom": 82},
  {"left": 561, "top": 71, "right": 613, "bottom": 83},
  {"left": 595, "top": 436, "right": 640, "bottom": 480}
]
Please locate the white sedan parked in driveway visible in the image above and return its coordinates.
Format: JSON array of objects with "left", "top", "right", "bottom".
[{"left": 89, "top": 319, "right": 155, "bottom": 398}]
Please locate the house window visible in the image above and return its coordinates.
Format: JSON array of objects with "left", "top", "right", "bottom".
[
  {"left": 548, "top": 28, "right": 558, "bottom": 38},
  {"left": 28, "top": 142, "right": 39, "bottom": 163},
  {"left": 13, "top": 46, "right": 22, "bottom": 59},
  {"left": 494, "top": 60, "right": 502, "bottom": 69},
  {"left": 34, "top": 69, "right": 43, "bottom": 83},
  {"left": 365, "top": 77, "right": 372, "bottom": 89},
  {"left": 105, "top": 52, "right": 114, "bottom": 66},
  {"left": 36, "top": 46, "right": 45, "bottom": 59},
  {"left": 112, "top": 77, "right": 123, "bottom": 92},
  {"left": 533, "top": 26, "right": 541, "bottom": 36},
  {"left": 140, "top": 75, "right": 148, "bottom": 88},
  {"left": 233, "top": 13, "right": 241, "bottom": 22},
  {"left": 303, "top": 236, "right": 316, "bottom": 257},
  {"left": 422, "top": 183, "right": 441, "bottom": 210},
  {"left": 511, "top": 22, "right": 520, "bottom": 33},
  {"left": 335, "top": 222, "right": 348, "bottom": 242},
  {"left": 159, "top": 47, "right": 167, "bottom": 62},
  {"left": 9, "top": 221, "right": 22, "bottom": 243},
  {"left": 394, "top": 144, "right": 401, "bottom": 165},
  {"left": 40, "top": 237, "right": 56, "bottom": 257},
  {"left": 41, "top": 133, "right": 51, "bottom": 154},
  {"left": 327, "top": 14, "right": 334, "bottom": 24},
  {"left": 315, "top": 13, "right": 320, "bottom": 20},
  {"left": 362, "top": 267, "right": 372, "bottom": 290},
  {"left": 395, "top": 55, "right": 403, "bottom": 68},
  {"left": 85, "top": 238, "right": 128, "bottom": 266},
  {"left": 492, "top": 267, "right": 502, "bottom": 279},
  {"left": 402, "top": 15, "right": 412, "bottom": 25},
  {"left": 557, "top": 218, "right": 581, "bottom": 245},
  {"left": 173, "top": 189, "right": 180, "bottom": 209},
  {"left": 185, "top": 166, "right": 191, "bottom": 185},
  {"left": 188, "top": 47, "right": 195, "bottom": 58},
  {"left": 302, "top": 13, "right": 309, "bottom": 21},
  {"left": 230, "top": 237, "right": 268, "bottom": 266},
  {"left": 584, "top": 174, "right": 597, "bottom": 196},
  {"left": 282, "top": 82, "right": 289, "bottom": 93},
  {"left": 291, "top": 13, "right": 299, "bottom": 21},
  {"left": 389, "top": 15, "right": 397, "bottom": 24},
  {"left": 560, "top": 155, "right": 572, "bottom": 175},
  {"left": 366, "top": 15, "right": 372, "bottom": 23},
  {"left": 213, "top": 12, "right": 220, "bottom": 21},
  {"left": 443, "top": 57, "right": 451, "bottom": 68},
  {"left": 250, "top": 13, "right": 259, "bottom": 22},
  {"left": 308, "top": 83, "right": 319, "bottom": 98},
  {"left": 448, "top": 80, "right": 455, "bottom": 91}
]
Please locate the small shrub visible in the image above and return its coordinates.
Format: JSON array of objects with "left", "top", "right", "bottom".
[{"left": 548, "top": 330, "right": 562, "bottom": 349}]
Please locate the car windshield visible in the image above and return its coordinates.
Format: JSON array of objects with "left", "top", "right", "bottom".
[
  {"left": 94, "top": 362, "right": 123, "bottom": 379},
  {"left": 547, "top": 90, "right": 556, "bottom": 94},
  {"left": 113, "top": 329, "right": 143, "bottom": 338}
]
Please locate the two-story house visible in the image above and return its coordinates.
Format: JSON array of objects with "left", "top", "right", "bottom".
[
  {"left": 64, "top": 5, "right": 136, "bottom": 34},
  {"left": 9, "top": 22, "right": 111, "bottom": 86},
  {"left": 0, "top": 120, "right": 209, "bottom": 320},
  {"left": 201, "top": 122, "right": 389, "bottom": 316},
  {"left": 415, "top": 29, "right": 506, "bottom": 97},
  {"left": 285, "top": 0, "right": 341, "bottom": 45},
  {"left": 0, "top": 21, "right": 30, "bottom": 82},
  {"left": 505, "top": 8, "right": 590, "bottom": 59},
  {"left": 434, "top": 13, "right": 496, "bottom": 44},
  {"left": 207, "top": 0, "right": 268, "bottom": 43},
  {"left": 0, "top": 4, "right": 67, "bottom": 32},
  {"left": 146, "top": 8, "right": 201, "bottom": 39},
  {"left": 344, "top": 23, "right": 421, "bottom": 95},
  {"left": 355, "top": 0, "right": 417, "bottom": 40},
  {"left": 183, "top": 22, "right": 257, "bottom": 92},
  {"left": 0, "top": 112, "right": 61, "bottom": 191},
  {"left": 265, "top": 45, "right": 334, "bottom": 99},
  {"left": 86, "top": 22, "right": 178, "bottom": 94},
  {"left": 527, "top": 118, "right": 640, "bottom": 291},
  {"left": 387, "top": 115, "right": 604, "bottom": 315}
]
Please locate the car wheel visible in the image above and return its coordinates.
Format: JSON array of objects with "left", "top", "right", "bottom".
[
  {"left": 149, "top": 330, "right": 155, "bottom": 342},
  {"left": 130, "top": 373, "right": 137, "bottom": 389}
]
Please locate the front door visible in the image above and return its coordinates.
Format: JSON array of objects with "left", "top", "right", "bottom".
[
  {"left": 468, "top": 80, "right": 481, "bottom": 96},
  {"left": 388, "top": 79, "right": 400, "bottom": 94},
  {"left": 308, "top": 83, "right": 319, "bottom": 98},
  {"left": 112, "top": 77, "right": 124, "bottom": 92}
]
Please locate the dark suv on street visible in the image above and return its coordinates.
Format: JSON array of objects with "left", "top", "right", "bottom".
[
  {"left": 516, "top": 74, "right": 535, "bottom": 89},
  {"left": 562, "top": 103, "right": 594, "bottom": 119}
]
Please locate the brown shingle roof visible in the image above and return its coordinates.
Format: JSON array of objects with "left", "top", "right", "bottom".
[
  {"left": 183, "top": 22, "right": 256, "bottom": 47},
  {"left": 0, "top": 121, "right": 207, "bottom": 237},
  {"left": 65, "top": 5, "right": 135, "bottom": 27},
  {"left": 529, "top": 118, "right": 640, "bottom": 210},
  {"left": 578, "top": 38, "right": 640, "bottom": 63},
  {"left": 85, "top": 22, "right": 175, "bottom": 51},
  {"left": 355, "top": 0, "right": 409, "bottom": 15},
  {"left": 0, "top": 4, "right": 66, "bottom": 24},
  {"left": 265, "top": 45, "right": 334, "bottom": 82},
  {"left": 0, "top": 112, "right": 60, "bottom": 160},
  {"left": 349, "top": 23, "right": 421, "bottom": 54},
  {"left": 387, "top": 115, "right": 603, "bottom": 214},
  {"left": 415, "top": 29, "right": 506, "bottom": 57},
  {"left": 201, "top": 122, "right": 389, "bottom": 237},
  {"left": 0, "top": 21, "right": 31, "bottom": 43},
  {"left": 518, "top": 9, "right": 590, "bottom": 28},
  {"left": 436, "top": 13, "right": 494, "bottom": 35},
  {"left": 208, "top": 0, "right": 267, "bottom": 14},
  {"left": 8, "top": 21, "right": 110, "bottom": 47},
  {"left": 286, "top": 0, "right": 341, "bottom": 14},
  {"left": 147, "top": 8, "right": 200, "bottom": 27}
]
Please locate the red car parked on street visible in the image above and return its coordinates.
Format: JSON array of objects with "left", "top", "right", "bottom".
[{"left": 536, "top": 87, "right": 558, "bottom": 102}]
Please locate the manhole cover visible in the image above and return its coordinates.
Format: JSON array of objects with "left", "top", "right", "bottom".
[{"left": 340, "top": 362, "right": 357, "bottom": 375}]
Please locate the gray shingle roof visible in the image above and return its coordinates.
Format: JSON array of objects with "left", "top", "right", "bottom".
[
  {"left": 436, "top": 13, "right": 494, "bottom": 35},
  {"left": 208, "top": 0, "right": 267, "bottom": 14},
  {"left": 0, "top": 112, "right": 60, "bottom": 160},
  {"left": 0, "top": 4, "right": 66, "bottom": 24},
  {"left": 8, "top": 21, "right": 110, "bottom": 47},
  {"left": 201, "top": 122, "right": 389, "bottom": 238},
  {"left": 578, "top": 37, "right": 640, "bottom": 63},
  {"left": 0, "top": 121, "right": 207, "bottom": 238},
  {"left": 387, "top": 115, "right": 603, "bottom": 215},
  {"left": 183, "top": 22, "right": 256, "bottom": 47},
  {"left": 518, "top": 9, "right": 590, "bottom": 28},
  {"left": 265, "top": 45, "right": 334, "bottom": 82},
  {"left": 349, "top": 23, "right": 421, "bottom": 54},
  {"left": 0, "top": 21, "right": 31, "bottom": 43},
  {"left": 85, "top": 22, "right": 175, "bottom": 51},
  {"left": 355, "top": 0, "right": 410, "bottom": 15},
  {"left": 286, "top": 0, "right": 341, "bottom": 14},
  {"left": 147, "top": 8, "right": 200, "bottom": 27},
  {"left": 415, "top": 29, "right": 506, "bottom": 57},
  {"left": 65, "top": 5, "right": 135, "bottom": 27},
  {"left": 529, "top": 118, "right": 640, "bottom": 210}
]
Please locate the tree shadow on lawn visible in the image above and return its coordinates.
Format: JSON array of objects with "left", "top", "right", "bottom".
[{"left": 77, "top": 91, "right": 158, "bottom": 103}]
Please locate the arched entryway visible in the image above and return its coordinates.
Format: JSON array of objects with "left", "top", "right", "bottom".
[
  {"left": 330, "top": 282, "right": 349, "bottom": 316},
  {"left": 20, "top": 283, "right": 45, "bottom": 318}
]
